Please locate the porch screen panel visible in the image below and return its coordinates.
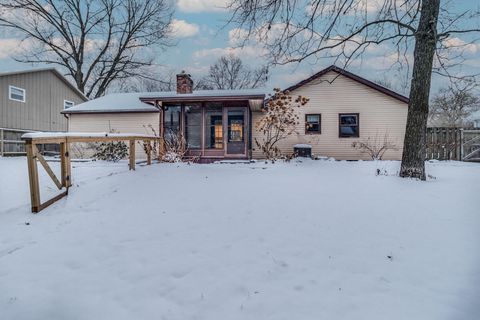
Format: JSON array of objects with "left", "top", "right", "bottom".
[
  {"left": 205, "top": 103, "right": 223, "bottom": 149},
  {"left": 164, "top": 105, "right": 181, "bottom": 144},
  {"left": 185, "top": 104, "right": 202, "bottom": 149}
]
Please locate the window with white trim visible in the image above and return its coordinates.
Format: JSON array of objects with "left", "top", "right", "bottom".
[
  {"left": 64, "top": 100, "right": 75, "bottom": 109},
  {"left": 339, "top": 113, "right": 359, "bottom": 137},
  {"left": 9, "top": 85, "right": 25, "bottom": 102}
]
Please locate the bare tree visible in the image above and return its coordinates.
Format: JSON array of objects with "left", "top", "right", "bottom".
[
  {"left": 196, "top": 54, "right": 268, "bottom": 90},
  {"left": 429, "top": 85, "right": 480, "bottom": 127},
  {"left": 227, "top": 0, "right": 480, "bottom": 180},
  {"left": 0, "top": 0, "right": 173, "bottom": 98},
  {"left": 117, "top": 70, "right": 177, "bottom": 93}
]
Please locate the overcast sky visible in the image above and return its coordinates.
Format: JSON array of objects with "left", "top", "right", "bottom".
[{"left": 0, "top": 0, "right": 479, "bottom": 95}]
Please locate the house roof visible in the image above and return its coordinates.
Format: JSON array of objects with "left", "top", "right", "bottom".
[
  {"left": 0, "top": 67, "right": 88, "bottom": 101},
  {"left": 62, "top": 92, "right": 159, "bottom": 114},
  {"left": 139, "top": 89, "right": 266, "bottom": 103},
  {"left": 63, "top": 89, "right": 266, "bottom": 114},
  {"left": 283, "top": 65, "right": 409, "bottom": 104}
]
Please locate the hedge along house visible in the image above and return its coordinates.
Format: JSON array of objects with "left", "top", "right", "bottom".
[
  {"left": 63, "top": 66, "right": 409, "bottom": 161},
  {"left": 63, "top": 72, "right": 265, "bottom": 161}
]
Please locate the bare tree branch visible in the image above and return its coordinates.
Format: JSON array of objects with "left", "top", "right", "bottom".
[
  {"left": 0, "top": 0, "right": 173, "bottom": 98},
  {"left": 196, "top": 54, "right": 268, "bottom": 90}
]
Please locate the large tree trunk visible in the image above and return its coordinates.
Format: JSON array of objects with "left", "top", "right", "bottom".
[{"left": 400, "top": 0, "right": 441, "bottom": 180}]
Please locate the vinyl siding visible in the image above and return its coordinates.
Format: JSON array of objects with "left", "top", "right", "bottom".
[
  {"left": 68, "top": 113, "right": 160, "bottom": 159},
  {"left": 0, "top": 70, "right": 86, "bottom": 131},
  {"left": 252, "top": 71, "right": 408, "bottom": 160}
]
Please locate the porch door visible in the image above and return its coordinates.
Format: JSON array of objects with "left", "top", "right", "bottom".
[{"left": 225, "top": 108, "right": 247, "bottom": 156}]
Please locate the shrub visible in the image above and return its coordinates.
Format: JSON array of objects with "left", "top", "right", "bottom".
[
  {"left": 93, "top": 130, "right": 129, "bottom": 162},
  {"left": 255, "top": 88, "right": 309, "bottom": 160},
  {"left": 352, "top": 133, "right": 399, "bottom": 160}
]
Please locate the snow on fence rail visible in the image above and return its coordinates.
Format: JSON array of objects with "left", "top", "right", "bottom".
[{"left": 21, "top": 132, "right": 159, "bottom": 213}]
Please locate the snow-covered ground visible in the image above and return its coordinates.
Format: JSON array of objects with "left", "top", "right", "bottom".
[{"left": 0, "top": 157, "right": 479, "bottom": 320}]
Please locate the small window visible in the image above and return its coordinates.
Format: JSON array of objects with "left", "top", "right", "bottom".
[
  {"left": 9, "top": 85, "right": 25, "bottom": 102},
  {"left": 64, "top": 100, "right": 74, "bottom": 109},
  {"left": 305, "top": 114, "right": 321, "bottom": 134},
  {"left": 339, "top": 113, "right": 359, "bottom": 137}
]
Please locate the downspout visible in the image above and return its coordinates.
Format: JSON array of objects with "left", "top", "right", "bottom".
[{"left": 63, "top": 113, "right": 70, "bottom": 132}]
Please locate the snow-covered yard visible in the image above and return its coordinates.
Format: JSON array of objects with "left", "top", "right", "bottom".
[{"left": 0, "top": 157, "right": 479, "bottom": 320}]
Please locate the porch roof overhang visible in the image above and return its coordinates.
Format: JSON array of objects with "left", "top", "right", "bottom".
[
  {"left": 139, "top": 90, "right": 266, "bottom": 111},
  {"left": 62, "top": 90, "right": 266, "bottom": 114}
]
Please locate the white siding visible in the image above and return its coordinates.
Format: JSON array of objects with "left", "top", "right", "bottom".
[
  {"left": 252, "top": 71, "right": 408, "bottom": 160},
  {"left": 68, "top": 113, "right": 160, "bottom": 159}
]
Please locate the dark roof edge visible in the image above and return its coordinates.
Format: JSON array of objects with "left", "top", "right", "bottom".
[
  {"left": 283, "top": 65, "right": 409, "bottom": 104},
  {"left": 139, "top": 94, "right": 266, "bottom": 102},
  {"left": 62, "top": 109, "right": 159, "bottom": 114}
]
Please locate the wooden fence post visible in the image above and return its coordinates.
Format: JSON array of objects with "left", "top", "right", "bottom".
[
  {"left": 26, "top": 142, "right": 40, "bottom": 213},
  {"left": 129, "top": 140, "right": 136, "bottom": 170},
  {"left": 146, "top": 140, "right": 152, "bottom": 165},
  {"left": 0, "top": 128, "right": 4, "bottom": 157},
  {"left": 60, "top": 142, "right": 72, "bottom": 188},
  {"left": 66, "top": 142, "right": 72, "bottom": 187}
]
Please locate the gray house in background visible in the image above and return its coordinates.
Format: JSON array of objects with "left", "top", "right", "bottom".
[{"left": 0, "top": 68, "right": 87, "bottom": 155}]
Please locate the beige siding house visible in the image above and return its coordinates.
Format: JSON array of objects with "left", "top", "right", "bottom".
[
  {"left": 0, "top": 68, "right": 87, "bottom": 155},
  {"left": 252, "top": 66, "right": 408, "bottom": 160},
  {"left": 63, "top": 66, "right": 409, "bottom": 161}
]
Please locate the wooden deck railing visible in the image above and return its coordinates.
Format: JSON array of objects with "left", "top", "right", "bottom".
[{"left": 21, "top": 132, "right": 159, "bottom": 213}]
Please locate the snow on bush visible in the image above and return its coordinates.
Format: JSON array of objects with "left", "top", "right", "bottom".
[{"left": 92, "top": 130, "right": 128, "bottom": 162}]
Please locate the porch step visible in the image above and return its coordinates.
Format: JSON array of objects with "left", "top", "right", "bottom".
[{"left": 215, "top": 160, "right": 254, "bottom": 164}]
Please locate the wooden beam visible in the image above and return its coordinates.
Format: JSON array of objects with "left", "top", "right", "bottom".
[
  {"left": 65, "top": 142, "right": 72, "bottom": 187},
  {"left": 38, "top": 190, "right": 68, "bottom": 212},
  {"left": 0, "top": 128, "right": 4, "bottom": 157},
  {"left": 21, "top": 134, "right": 159, "bottom": 213},
  {"left": 146, "top": 140, "right": 152, "bottom": 165},
  {"left": 26, "top": 142, "right": 40, "bottom": 213},
  {"left": 60, "top": 142, "right": 67, "bottom": 187},
  {"left": 36, "top": 151, "right": 62, "bottom": 190},
  {"left": 22, "top": 136, "right": 158, "bottom": 145},
  {"left": 129, "top": 140, "right": 136, "bottom": 170}
]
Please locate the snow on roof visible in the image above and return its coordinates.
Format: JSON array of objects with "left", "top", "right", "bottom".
[
  {"left": 140, "top": 89, "right": 266, "bottom": 99},
  {"left": 62, "top": 92, "right": 159, "bottom": 113},
  {"left": 63, "top": 89, "right": 266, "bottom": 114},
  {"left": 22, "top": 132, "right": 157, "bottom": 139}
]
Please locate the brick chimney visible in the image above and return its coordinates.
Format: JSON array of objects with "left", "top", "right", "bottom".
[{"left": 176, "top": 71, "right": 193, "bottom": 94}]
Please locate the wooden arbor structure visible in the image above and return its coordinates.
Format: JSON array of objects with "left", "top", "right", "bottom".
[{"left": 22, "top": 132, "right": 159, "bottom": 213}]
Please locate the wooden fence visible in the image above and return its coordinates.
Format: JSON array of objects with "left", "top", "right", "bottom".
[
  {"left": 425, "top": 127, "right": 480, "bottom": 161},
  {"left": 1, "top": 128, "right": 60, "bottom": 156},
  {"left": 21, "top": 132, "right": 159, "bottom": 213}
]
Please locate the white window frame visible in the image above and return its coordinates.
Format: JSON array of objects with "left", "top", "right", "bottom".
[
  {"left": 64, "top": 100, "right": 75, "bottom": 109},
  {"left": 9, "top": 85, "right": 26, "bottom": 103}
]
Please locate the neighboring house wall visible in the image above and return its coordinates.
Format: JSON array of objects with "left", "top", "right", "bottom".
[
  {"left": 251, "top": 71, "right": 408, "bottom": 160},
  {"left": 68, "top": 112, "right": 160, "bottom": 159},
  {"left": 0, "top": 70, "right": 85, "bottom": 132}
]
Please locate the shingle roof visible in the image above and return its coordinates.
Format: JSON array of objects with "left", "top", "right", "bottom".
[{"left": 62, "top": 89, "right": 266, "bottom": 113}]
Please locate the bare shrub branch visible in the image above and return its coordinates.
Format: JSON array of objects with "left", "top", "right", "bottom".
[{"left": 255, "top": 88, "right": 309, "bottom": 160}]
